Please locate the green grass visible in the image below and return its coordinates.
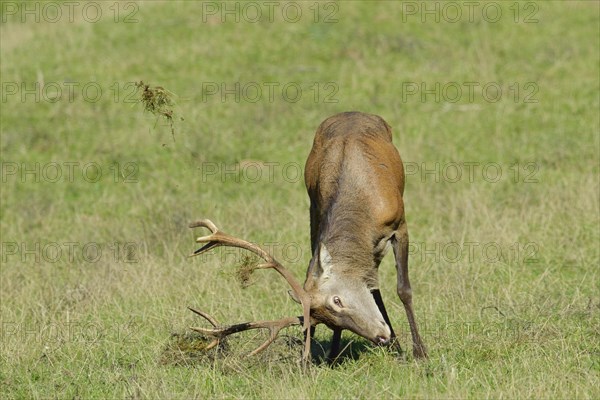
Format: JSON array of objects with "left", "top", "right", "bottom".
[{"left": 1, "top": 1, "right": 599, "bottom": 398}]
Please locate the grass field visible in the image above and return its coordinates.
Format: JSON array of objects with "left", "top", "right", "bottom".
[{"left": 1, "top": 1, "right": 599, "bottom": 398}]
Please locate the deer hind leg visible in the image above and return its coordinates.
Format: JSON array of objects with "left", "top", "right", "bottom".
[{"left": 392, "top": 223, "right": 428, "bottom": 359}]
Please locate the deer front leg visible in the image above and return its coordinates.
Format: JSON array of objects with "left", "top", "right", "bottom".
[
  {"left": 371, "top": 288, "right": 403, "bottom": 354},
  {"left": 392, "top": 223, "right": 428, "bottom": 359},
  {"left": 327, "top": 328, "right": 342, "bottom": 364}
]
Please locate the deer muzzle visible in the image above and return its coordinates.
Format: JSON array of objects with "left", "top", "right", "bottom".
[{"left": 364, "top": 319, "right": 392, "bottom": 346}]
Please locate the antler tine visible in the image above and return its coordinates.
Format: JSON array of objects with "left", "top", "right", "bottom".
[
  {"left": 248, "top": 316, "right": 303, "bottom": 356},
  {"left": 189, "top": 219, "right": 219, "bottom": 233},
  {"left": 188, "top": 306, "right": 220, "bottom": 327},
  {"left": 189, "top": 219, "right": 273, "bottom": 262},
  {"left": 188, "top": 219, "right": 314, "bottom": 364}
]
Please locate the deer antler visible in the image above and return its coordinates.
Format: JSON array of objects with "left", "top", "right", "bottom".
[
  {"left": 188, "top": 307, "right": 303, "bottom": 354},
  {"left": 188, "top": 219, "right": 312, "bottom": 362}
]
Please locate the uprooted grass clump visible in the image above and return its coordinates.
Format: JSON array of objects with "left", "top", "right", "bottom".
[
  {"left": 160, "top": 332, "right": 229, "bottom": 366},
  {"left": 161, "top": 330, "right": 305, "bottom": 368},
  {"left": 136, "top": 81, "right": 183, "bottom": 139}
]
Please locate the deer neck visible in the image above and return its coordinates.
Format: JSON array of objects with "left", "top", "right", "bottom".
[{"left": 316, "top": 197, "right": 380, "bottom": 289}]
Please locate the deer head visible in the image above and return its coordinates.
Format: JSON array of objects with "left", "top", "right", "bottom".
[{"left": 291, "top": 244, "right": 391, "bottom": 345}]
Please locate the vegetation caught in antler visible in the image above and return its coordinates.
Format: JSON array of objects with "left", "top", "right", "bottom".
[{"left": 235, "top": 255, "right": 260, "bottom": 288}]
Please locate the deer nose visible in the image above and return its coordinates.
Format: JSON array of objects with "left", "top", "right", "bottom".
[
  {"left": 375, "top": 335, "right": 390, "bottom": 346},
  {"left": 374, "top": 320, "right": 391, "bottom": 345}
]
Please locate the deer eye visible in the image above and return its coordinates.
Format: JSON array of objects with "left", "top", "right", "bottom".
[{"left": 333, "top": 296, "right": 343, "bottom": 308}]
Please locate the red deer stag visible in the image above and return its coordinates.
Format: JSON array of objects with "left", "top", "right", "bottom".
[{"left": 189, "top": 111, "right": 427, "bottom": 362}]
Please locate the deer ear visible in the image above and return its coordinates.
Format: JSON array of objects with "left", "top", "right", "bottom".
[
  {"left": 308, "top": 244, "right": 334, "bottom": 281},
  {"left": 316, "top": 244, "right": 333, "bottom": 279}
]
